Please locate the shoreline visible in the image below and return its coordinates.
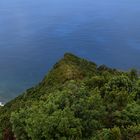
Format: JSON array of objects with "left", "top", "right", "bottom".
[{"left": 0, "top": 102, "right": 4, "bottom": 106}]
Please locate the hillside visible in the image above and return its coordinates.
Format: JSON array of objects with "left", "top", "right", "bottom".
[{"left": 0, "top": 53, "right": 140, "bottom": 140}]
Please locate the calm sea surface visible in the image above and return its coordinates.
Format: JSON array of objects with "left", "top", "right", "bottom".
[{"left": 0, "top": 0, "right": 140, "bottom": 102}]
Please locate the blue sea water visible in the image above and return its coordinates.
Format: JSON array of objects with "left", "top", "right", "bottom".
[{"left": 0, "top": 0, "right": 140, "bottom": 102}]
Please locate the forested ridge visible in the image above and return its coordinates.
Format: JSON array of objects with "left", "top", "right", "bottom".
[{"left": 0, "top": 53, "right": 140, "bottom": 140}]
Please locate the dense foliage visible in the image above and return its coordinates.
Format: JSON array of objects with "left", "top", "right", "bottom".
[{"left": 0, "top": 53, "right": 140, "bottom": 140}]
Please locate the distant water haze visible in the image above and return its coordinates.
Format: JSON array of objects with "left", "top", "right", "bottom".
[{"left": 0, "top": 0, "right": 140, "bottom": 102}]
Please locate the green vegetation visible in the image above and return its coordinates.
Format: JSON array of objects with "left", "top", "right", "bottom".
[{"left": 0, "top": 53, "right": 140, "bottom": 140}]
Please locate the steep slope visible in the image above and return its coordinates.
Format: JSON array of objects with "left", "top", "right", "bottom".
[
  {"left": 0, "top": 53, "right": 139, "bottom": 140},
  {"left": 0, "top": 53, "right": 99, "bottom": 139}
]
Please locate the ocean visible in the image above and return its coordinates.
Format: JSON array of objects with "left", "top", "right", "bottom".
[{"left": 0, "top": 0, "right": 140, "bottom": 102}]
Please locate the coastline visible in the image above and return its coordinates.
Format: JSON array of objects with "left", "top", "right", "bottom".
[{"left": 0, "top": 102, "right": 4, "bottom": 106}]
